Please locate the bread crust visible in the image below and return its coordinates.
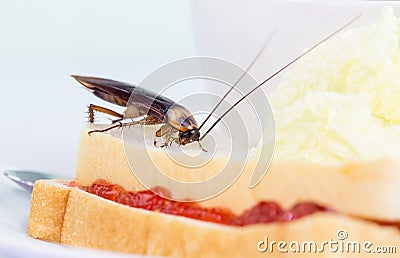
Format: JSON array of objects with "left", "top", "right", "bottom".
[
  {"left": 75, "top": 127, "right": 400, "bottom": 221},
  {"left": 27, "top": 179, "right": 70, "bottom": 243},
  {"left": 28, "top": 179, "right": 400, "bottom": 257}
]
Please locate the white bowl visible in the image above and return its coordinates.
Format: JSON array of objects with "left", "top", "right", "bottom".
[{"left": 191, "top": 0, "right": 400, "bottom": 93}]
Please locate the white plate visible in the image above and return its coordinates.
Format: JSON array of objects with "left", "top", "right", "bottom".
[{"left": 0, "top": 164, "right": 152, "bottom": 258}]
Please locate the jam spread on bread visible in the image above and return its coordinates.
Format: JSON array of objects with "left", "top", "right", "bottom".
[{"left": 68, "top": 179, "right": 329, "bottom": 226}]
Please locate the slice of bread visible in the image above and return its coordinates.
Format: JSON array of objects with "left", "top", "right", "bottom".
[
  {"left": 75, "top": 127, "right": 400, "bottom": 221},
  {"left": 28, "top": 179, "right": 400, "bottom": 257}
]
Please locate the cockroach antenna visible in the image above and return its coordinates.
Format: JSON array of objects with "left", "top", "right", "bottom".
[
  {"left": 199, "top": 15, "right": 361, "bottom": 141},
  {"left": 197, "top": 30, "right": 277, "bottom": 131},
  {"left": 72, "top": 15, "right": 360, "bottom": 150}
]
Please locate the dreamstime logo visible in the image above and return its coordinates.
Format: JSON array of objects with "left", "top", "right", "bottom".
[
  {"left": 122, "top": 57, "right": 275, "bottom": 201},
  {"left": 257, "top": 230, "right": 397, "bottom": 254}
]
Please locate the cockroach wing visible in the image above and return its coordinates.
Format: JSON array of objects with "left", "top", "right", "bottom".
[{"left": 72, "top": 75, "right": 174, "bottom": 122}]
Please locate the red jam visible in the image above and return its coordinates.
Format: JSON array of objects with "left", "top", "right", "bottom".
[{"left": 73, "top": 179, "right": 329, "bottom": 227}]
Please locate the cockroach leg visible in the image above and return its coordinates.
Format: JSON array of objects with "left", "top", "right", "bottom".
[
  {"left": 155, "top": 125, "right": 171, "bottom": 147},
  {"left": 89, "top": 115, "right": 164, "bottom": 140},
  {"left": 159, "top": 127, "right": 173, "bottom": 148},
  {"left": 154, "top": 125, "right": 177, "bottom": 148},
  {"left": 88, "top": 122, "right": 123, "bottom": 135},
  {"left": 88, "top": 104, "right": 124, "bottom": 123},
  {"left": 155, "top": 125, "right": 171, "bottom": 137},
  {"left": 197, "top": 141, "right": 208, "bottom": 152},
  {"left": 111, "top": 118, "right": 124, "bottom": 123},
  {"left": 88, "top": 118, "right": 147, "bottom": 135}
]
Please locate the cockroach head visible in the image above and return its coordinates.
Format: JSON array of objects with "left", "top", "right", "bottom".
[{"left": 178, "top": 129, "right": 200, "bottom": 145}]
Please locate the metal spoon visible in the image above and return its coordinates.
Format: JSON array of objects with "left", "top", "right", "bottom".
[{"left": 3, "top": 170, "right": 63, "bottom": 192}]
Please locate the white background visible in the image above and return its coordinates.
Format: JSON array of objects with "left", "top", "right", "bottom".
[{"left": 0, "top": 0, "right": 196, "bottom": 176}]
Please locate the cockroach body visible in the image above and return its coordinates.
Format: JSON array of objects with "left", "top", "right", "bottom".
[{"left": 72, "top": 75, "right": 201, "bottom": 148}]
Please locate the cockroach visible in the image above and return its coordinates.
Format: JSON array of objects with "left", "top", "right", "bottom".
[
  {"left": 72, "top": 74, "right": 203, "bottom": 148},
  {"left": 72, "top": 15, "right": 359, "bottom": 150}
]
